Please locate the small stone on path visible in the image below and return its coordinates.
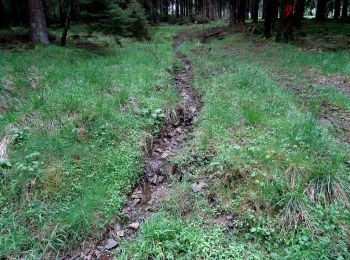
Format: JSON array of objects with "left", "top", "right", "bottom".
[
  {"left": 191, "top": 180, "right": 207, "bottom": 192},
  {"left": 128, "top": 222, "right": 140, "bottom": 230},
  {"left": 104, "top": 239, "right": 118, "bottom": 250}
]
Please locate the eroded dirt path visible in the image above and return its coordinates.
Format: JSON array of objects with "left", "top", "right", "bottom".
[{"left": 66, "top": 32, "right": 202, "bottom": 260}]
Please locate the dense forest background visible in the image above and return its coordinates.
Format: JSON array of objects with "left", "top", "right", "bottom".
[{"left": 1, "top": 0, "right": 349, "bottom": 44}]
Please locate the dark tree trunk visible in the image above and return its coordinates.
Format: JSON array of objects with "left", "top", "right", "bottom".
[
  {"left": 245, "top": 0, "right": 250, "bottom": 18},
  {"left": 163, "top": 0, "right": 169, "bottom": 21},
  {"left": 316, "top": 0, "right": 327, "bottom": 21},
  {"left": 272, "top": 0, "right": 278, "bottom": 18},
  {"left": 60, "top": 0, "right": 72, "bottom": 46},
  {"left": 262, "top": 0, "right": 266, "bottom": 18},
  {"left": 264, "top": 0, "right": 272, "bottom": 37},
  {"left": 229, "top": 0, "right": 237, "bottom": 25},
  {"left": 176, "top": 0, "right": 179, "bottom": 17},
  {"left": 0, "top": 0, "right": 4, "bottom": 27},
  {"left": 237, "top": 0, "right": 246, "bottom": 23},
  {"left": 28, "top": 0, "right": 49, "bottom": 44},
  {"left": 342, "top": 0, "right": 348, "bottom": 18},
  {"left": 334, "top": 0, "right": 340, "bottom": 19},
  {"left": 294, "top": 0, "right": 304, "bottom": 26},
  {"left": 277, "top": 0, "right": 294, "bottom": 42},
  {"left": 252, "top": 0, "right": 259, "bottom": 22}
]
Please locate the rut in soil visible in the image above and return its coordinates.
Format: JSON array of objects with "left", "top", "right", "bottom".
[{"left": 66, "top": 36, "right": 202, "bottom": 260}]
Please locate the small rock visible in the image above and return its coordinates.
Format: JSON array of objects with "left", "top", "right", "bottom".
[
  {"left": 150, "top": 175, "right": 158, "bottom": 185},
  {"left": 131, "top": 190, "right": 143, "bottom": 199},
  {"left": 104, "top": 239, "right": 118, "bottom": 250},
  {"left": 116, "top": 230, "right": 125, "bottom": 237},
  {"left": 95, "top": 250, "right": 101, "bottom": 259},
  {"left": 157, "top": 175, "right": 165, "bottom": 183},
  {"left": 131, "top": 198, "right": 141, "bottom": 206},
  {"left": 191, "top": 180, "right": 207, "bottom": 193},
  {"left": 161, "top": 152, "right": 170, "bottom": 159},
  {"left": 114, "top": 223, "right": 121, "bottom": 231},
  {"left": 129, "top": 222, "right": 140, "bottom": 230}
]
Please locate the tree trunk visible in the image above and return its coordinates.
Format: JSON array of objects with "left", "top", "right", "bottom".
[
  {"left": 252, "top": 0, "right": 259, "bottom": 22},
  {"left": 277, "top": 0, "right": 294, "bottom": 42},
  {"left": 294, "top": 0, "right": 304, "bottom": 26},
  {"left": 264, "top": 0, "right": 272, "bottom": 37},
  {"left": 60, "top": 0, "right": 72, "bottom": 46},
  {"left": 229, "top": 0, "right": 237, "bottom": 26},
  {"left": 262, "top": 0, "right": 266, "bottom": 18},
  {"left": 316, "top": 0, "right": 327, "bottom": 21},
  {"left": 237, "top": 0, "right": 246, "bottom": 23},
  {"left": 0, "top": 0, "right": 4, "bottom": 27},
  {"left": 176, "top": 0, "right": 179, "bottom": 17},
  {"left": 28, "top": 0, "right": 49, "bottom": 44},
  {"left": 342, "top": 0, "right": 348, "bottom": 18},
  {"left": 334, "top": 0, "right": 340, "bottom": 19}
]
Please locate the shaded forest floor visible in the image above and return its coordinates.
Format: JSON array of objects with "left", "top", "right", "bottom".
[{"left": 0, "top": 21, "right": 350, "bottom": 258}]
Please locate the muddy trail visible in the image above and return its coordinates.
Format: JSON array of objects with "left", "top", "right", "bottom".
[{"left": 65, "top": 33, "right": 202, "bottom": 260}]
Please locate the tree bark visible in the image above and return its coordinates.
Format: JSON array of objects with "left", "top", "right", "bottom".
[
  {"left": 264, "top": 0, "right": 272, "bottom": 37},
  {"left": 176, "top": 0, "right": 179, "bottom": 17},
  {"left": 294, "top": 0, "right": 304, "bottom": 26},
  {"left": 342, "top": 0, "right": 348, "bottom": 18},
  {"left": 316, "top": 0, "right": 327, "bottom": 21},
  {"left": 0, "top": 0, "right": 4, "bottom": 27},
  {"left": 60, "top": 0, "right": 72, "bottom": 46},
  {"left": 237, "top": 0, "right": 246, "bottom": 23},
  {"left": 229, "top": 0, "right": 237, "bottom": 26},
  {"left": 277, "top": 0, "right": 294, "bottom": 42},
  {"left": 252, "top": 0, "right": 259, "bottom": 22},
  {"left": 28, "top": 0, "right": 49, "bottom": 44},
  {"left": 334, "top": 0, "right": 340, "bottom": 19}
]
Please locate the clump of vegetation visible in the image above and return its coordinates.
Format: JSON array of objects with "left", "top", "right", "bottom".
[
  {"left": 170, "top": 24, "right": 350, "bottom": 258},
  {"left": 120, "top": 213, "right": 268, "bottom": 259},
  {"left": 101, "top": 0, "right": 149, "bottom": 40},
  {"left": 193, "top": 14, "right": 210, "bottom": 24},
  {"left": 0, "top": 25, "right": 178, "bottom": 258}
]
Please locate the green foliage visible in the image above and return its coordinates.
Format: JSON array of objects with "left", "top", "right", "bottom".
[
  {"left": 120, "top": 213, "right": 267, "bottom": 259},
  {"left": 193, "top": 14, "right": 210, "bottom": 24},
  {"left": 100, "top": 0, "right": 149, "bottom": 40},
  {"left": 176, "top": 16, "right": 192, "bottom": 25},
  {"left": 127, "top": 0, "right": 149, "bottom": 40}
]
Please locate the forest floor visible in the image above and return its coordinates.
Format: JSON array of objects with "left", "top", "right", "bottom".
[{"left": 1, "top": 20, "right": 350, "bottom": 259}]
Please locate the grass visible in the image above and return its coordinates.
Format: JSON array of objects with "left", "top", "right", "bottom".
[
  {"left": 0, "top": 20, "right": 226, "bottom": 258},
  {"left": 1, "top": 20, "right": 349, "bottom": 258},
  {"left": 121, "top": 22, "right": 350, "bottom": 258},
  {"left": 0, "top": 26, "right": 180, "bottom": 257}
]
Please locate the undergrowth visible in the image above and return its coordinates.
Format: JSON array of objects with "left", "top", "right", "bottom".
[
  {"left": 170, "top": 30, "right": 350, "bottom": 259},
  {"left": 0, "top": 26, "right": 179, "bottom": 257},
  {"left": 129, "top": 26, "right": 350, "bottom": 258}
]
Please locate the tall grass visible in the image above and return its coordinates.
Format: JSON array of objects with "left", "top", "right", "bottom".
[{"left": 0, "top": 28, "right": 179, "bottom": 257}]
